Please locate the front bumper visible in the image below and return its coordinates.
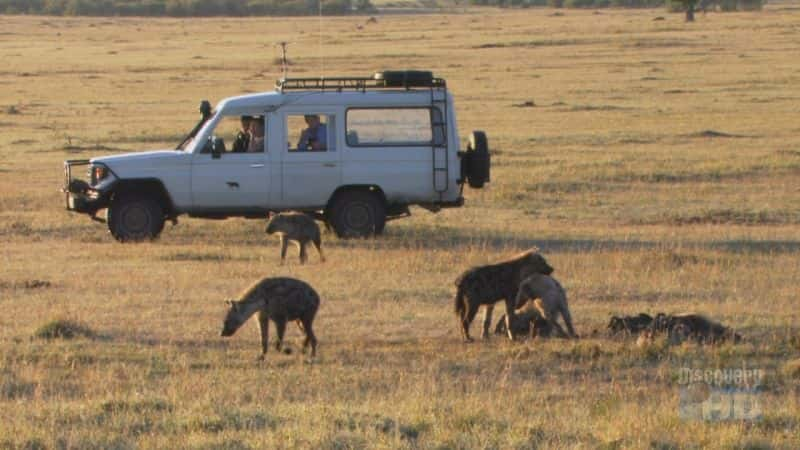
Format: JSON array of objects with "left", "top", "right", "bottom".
[
  {"left": 63, "top": 159, "right": 111, "bottom": 216},
  {"left": 64, "top": 189, "right": 108, "bottom": 215}
]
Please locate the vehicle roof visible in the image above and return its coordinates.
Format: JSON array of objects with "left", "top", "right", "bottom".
[{"left": 216, "top": 89, "right": 448, "bottom": 115}]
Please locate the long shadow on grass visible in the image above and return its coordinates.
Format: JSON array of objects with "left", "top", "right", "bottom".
[{"left": 382, "top": 225, "right": 800, "bottom": 254}]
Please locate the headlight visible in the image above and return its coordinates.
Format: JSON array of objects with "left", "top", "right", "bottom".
[{"left": 90, "top": 165, "right": 107, "bottom": 185}]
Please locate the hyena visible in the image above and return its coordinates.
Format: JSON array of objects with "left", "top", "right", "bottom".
[
  {"left": 265, "top": 212, "right": 325, "bottom": 264},
  {"left": 494, "top": 301, "right": 553, "bottom": 339},
  {"left": 514, "top": 273, "right": 578, "bottom": 339},
  {"left": 221, "top": 277, "right": 319, "bottom": 359},
  {"left": 647, "top": 312, "right": 741, "bottom": 345},
  {"left": 454, "top": 248, "right": 554, "bottom": 342},
  {"left": 607, "top": 313, "right": 654, "bottom": 337}
]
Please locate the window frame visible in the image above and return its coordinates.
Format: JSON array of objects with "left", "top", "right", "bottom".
[
  {"left": 286, "top": 113, "right": 334, "bottom": 153},
  {"left": 344, "top": 106, "right": 442, "bottom": 148}
]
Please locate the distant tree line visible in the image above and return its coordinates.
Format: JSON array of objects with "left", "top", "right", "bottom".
[
  {"left": 0, "top": 0, "right": 376, "bottom": 16},
  {"left": 467, "top": 0, "right": 762, "bottom": 10}
]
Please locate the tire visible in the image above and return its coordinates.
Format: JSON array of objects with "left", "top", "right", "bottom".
[
  {"left": 466, "top": 131, "right": 490, "bottom": 189},
  {"left": 327, "top": 191, "right": 386, "bottom": 238},
  {"left": 107, "top": 194, "right": 164, "bottom": 242}
]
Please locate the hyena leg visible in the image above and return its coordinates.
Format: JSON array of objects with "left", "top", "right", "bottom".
[
  {"left": 299, "top": 241, "right": 308, "bottom": 264},
  {"left": 280, "top": 236, "right": 288, "bottom": 264},
  {"left": 301, "top": 317, "right": 317, "bottom": 358},
  {"left": 503, "top": 298, "right": 517, "bottom": 341},
  {"left": 548, "top": 314, "right": 570, "bottom": 339},
  {"left": 560, "top": 304, "right": 578, "bottom": 338},
  {"left": 257, "top": 313, "right": 270, "bottom": 359},
  {"left": 313, "top": 236, "right": 325, "bottom": 262},
  {"left": 481, "top": 304, "right": 494, "bottom": 340},
  {"left": 273, "top": 318, "right": 287, "bottom": 352},
  {"left": 461, "top": 302, "right": 479, "bottom": 343},
  {"left": 535, "top": 301, "right": 569, "bottom": 339}
]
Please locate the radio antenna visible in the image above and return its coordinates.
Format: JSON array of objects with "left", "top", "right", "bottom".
[
  {"left": 277, "top": 41, "right": 290, "bottom": 79},
  {"left": 319, "top": 0, "right": 325, "bottom": 79}
]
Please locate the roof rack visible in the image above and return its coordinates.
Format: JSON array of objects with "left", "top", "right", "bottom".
[{"left": 276, "top": 71, "right": 446, "bottom": 93}]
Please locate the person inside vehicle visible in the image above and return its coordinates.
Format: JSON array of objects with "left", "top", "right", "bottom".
[
  {"left": 247, "top": 116, "right": 266, "bottom": 153},
  {"left": 296, "top": 114, "right": 327, "bottom": 151},
  {"left": 231, "top": 115, "right": 251, "bottom": 153}
]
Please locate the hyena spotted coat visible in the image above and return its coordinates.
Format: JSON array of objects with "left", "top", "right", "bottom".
[
  {"left": 514, "top": 274, "right": 578, "bottom": 339},
  {"left": 221, "top": 277, "right": 319, "bottom": 359},
  {"left": 454, "top": 249, "right": 554, "bottom": 342},
  {"left": 265, "top": 212, "right": 325, "bottom": 264}
]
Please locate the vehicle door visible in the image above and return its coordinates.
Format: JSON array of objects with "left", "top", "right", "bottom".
[
  {"left": 190, "top": 114, "right": 270, "bottom": 210},
  {"left": 279, "top": 109, "right": 341, "bottom": 209}
]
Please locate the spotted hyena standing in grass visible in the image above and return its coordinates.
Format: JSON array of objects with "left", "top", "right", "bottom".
[
  {"left": 454, "top": 248, "right": 554, "bottom": 342},
  {"left": 265, "top": 212, "right": 325, "bottom": 264},
  {"left": 221, "top": 277, "right": 319, "bottom": 359},
  {"left": 513, "top": 274, "right": 578, "bottom": 339}
]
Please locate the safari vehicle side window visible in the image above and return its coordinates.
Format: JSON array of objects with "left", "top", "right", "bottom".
[
  {"left": 287, "top": 114, "right": 335, "bottom": 152},
  {"left": 346, "top": 108, "right": 442, "bottom": 147},
  {"left": 201, "top": 115, "right": 267, "bottom": 154}
]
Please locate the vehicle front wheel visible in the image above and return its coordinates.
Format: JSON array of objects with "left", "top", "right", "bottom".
[
  {"left": 327, "top": 191, "right": 386, "bottom": 238},
  {"left": 107, "top": 194, "right": 164, "bottom": 242}
]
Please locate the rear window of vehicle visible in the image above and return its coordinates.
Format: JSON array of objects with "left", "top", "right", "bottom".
[{"left": 346, "top": 108, "right": 441, "bottom": 147}]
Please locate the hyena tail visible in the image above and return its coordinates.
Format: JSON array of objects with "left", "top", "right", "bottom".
[{"left": 454, "top": 286, "right": 466, "bottom": 316}]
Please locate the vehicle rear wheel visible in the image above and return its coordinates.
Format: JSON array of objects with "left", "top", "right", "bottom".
[
  {"left": 327, "top": 191, "right": 386, "bottom": 238},
  {"left": 107, "top": 194, "right": 164, "bottom": 242}
]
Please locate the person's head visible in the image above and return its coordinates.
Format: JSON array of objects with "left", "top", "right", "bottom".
[
  {"left": 240, "top": 115, "right": 252, "bottom": 131},
  {"left": 304, "top": 114, "right": 321, "bottom": 128},
  {"left": 249, "top": 117, "right": 265, "bottom": 137}
]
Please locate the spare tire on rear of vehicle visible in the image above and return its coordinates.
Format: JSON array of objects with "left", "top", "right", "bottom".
[
  {"left": 374, "top": 70, "right": 435, "bottom": 87},
  {"left": 460, "top": 131, "right": 490, "bottom": 189}
]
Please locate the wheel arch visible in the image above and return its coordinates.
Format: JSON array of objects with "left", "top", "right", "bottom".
[
  {"left": 111, "top": 178, "right": 176, "bottom": 216},
  {"left": 325, "top": 184, "right": 387, "bottom": 214}
]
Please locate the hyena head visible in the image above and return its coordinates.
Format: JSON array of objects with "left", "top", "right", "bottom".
[
  {"left": 523, "top": 250, "right": 554, "bottom": 276},
  {"left": 265, "top": 213, "right": 284, "bottom": 235},
  {"left": 221, "top": 300, "right": 247, "bottom": 337},
  {"left": 607, "top": 316, "right": 624, "bottom": 333}
]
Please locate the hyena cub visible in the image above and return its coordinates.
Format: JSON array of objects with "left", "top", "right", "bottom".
[
  {"left": 265, "top": 212, "right": 325, "bottom": 264},
  {"left": 454, "top": 248, "right": 554, "bottom": 342},
  {"left": 643, "top": 312, "right": 741, "bottom": 345},
  {"left": 494, "top": 302, "right": 553, "bottom": 339},
  {"left": 607, "top": 313, "right": 653, "bottom": 337},
  {"left": 221, "top": 277, "right": 319, "bottom": 359},
  {"left": 513, "top": 274, "right": 578, "bottom": 339}
]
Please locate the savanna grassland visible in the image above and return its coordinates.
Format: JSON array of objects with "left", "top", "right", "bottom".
[{"left": 1, "top": 6, "right": 800, "bottom": 449}]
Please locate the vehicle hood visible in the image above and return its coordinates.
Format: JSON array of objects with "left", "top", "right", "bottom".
[{"left": 91, "top": 150, "right": 187, "bottom": 166}]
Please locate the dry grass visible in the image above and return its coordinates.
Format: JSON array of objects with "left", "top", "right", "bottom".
[{"left": 1, "top": 6, "right": 799, "bottom": 448}]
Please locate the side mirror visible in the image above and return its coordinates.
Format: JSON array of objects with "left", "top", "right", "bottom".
[{"left": 211, "top": 136, "right": 225, "bottom": 159}]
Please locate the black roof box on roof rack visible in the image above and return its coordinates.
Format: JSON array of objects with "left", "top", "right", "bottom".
[{"left": 374, "top": 70, "right": 435, "bottom": 87}]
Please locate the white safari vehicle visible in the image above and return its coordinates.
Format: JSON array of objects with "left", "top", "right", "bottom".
[{"left": 63, "top": 71, "right": 490, "bottom": 241}]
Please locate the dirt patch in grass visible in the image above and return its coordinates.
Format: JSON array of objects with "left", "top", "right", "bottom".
[
  {"left": 160, "top": 252, "right": 236, "bottom": 262},
  {"left": 686, "top": 129, "right": 751, "bottom": 139},
  {"left": 34, "top": 319, "right": 96, "bottom": 340},
  {"left": 0, "top": 279, "right": 52, "bottom": 290},
  {"left": 644, "top": 209, "right": 800, "bottom": 226}
]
